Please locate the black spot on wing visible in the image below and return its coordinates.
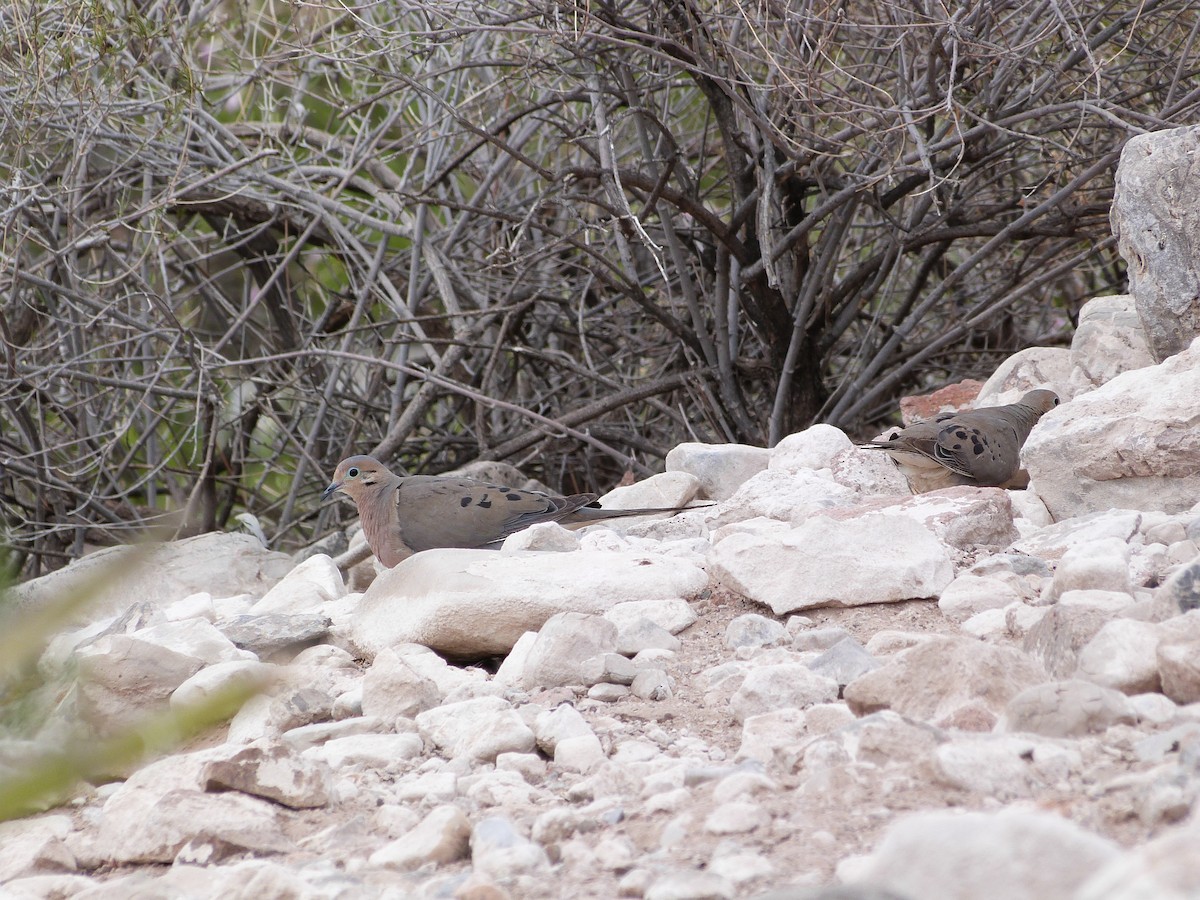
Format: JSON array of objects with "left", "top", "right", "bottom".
[
  {"left": 477, "top": 495, "right": 492, "bottom": 509},
  {"left": 460, "top": 497, "right": 471, "bottom": 508},
  {"left": 506, "top": 493, "right": 523, "bottom": 501}
]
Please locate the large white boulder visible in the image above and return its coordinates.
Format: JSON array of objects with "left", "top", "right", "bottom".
[
  {"left": 1024, "top": 336, "right": 1200, "bottom": 518},
  {"left": 1111, "top": 124, "right": 1200, "bottom": 361},
  {"left": 345, "top": 548, "right": 706, "bottom": 658},
  {"left": 9, "top": 533, "right": 294, "bottom": 626}
]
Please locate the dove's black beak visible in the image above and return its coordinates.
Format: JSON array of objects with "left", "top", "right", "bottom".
[{"left": 321, "top": 481, "right": 342, "bottom": 502}]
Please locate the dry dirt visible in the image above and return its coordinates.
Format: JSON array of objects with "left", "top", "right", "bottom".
[{"left": 489, "top": 589, "right": 1164, "bottom": 898}]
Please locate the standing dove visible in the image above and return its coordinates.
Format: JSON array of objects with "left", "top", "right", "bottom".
[
  {"left": 859, "top": 389, "right": 1060, "bottom": 494},
  {"left": 322, "top": 455, "right": 696, "bottom": 567}
]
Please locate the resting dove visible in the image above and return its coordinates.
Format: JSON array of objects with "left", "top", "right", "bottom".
[
  {"left": 859, "top": 389, "right": 1060, "bottom": 494},
  {"left": 322, "top": 455, "right": 698, "bottom": 567}
]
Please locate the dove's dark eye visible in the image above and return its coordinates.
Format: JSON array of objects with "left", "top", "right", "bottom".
[{"left": 348, "top": 467, "right": 360, "bottom": 478}]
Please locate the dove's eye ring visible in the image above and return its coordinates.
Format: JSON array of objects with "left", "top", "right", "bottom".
[{"left": 348, "top": 467, "right": 360, "bottom": 478}]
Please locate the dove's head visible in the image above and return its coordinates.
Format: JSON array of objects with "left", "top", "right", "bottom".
[
  {"left": 322, "top": 455, "right": 393, "bottom": 502},
  {"left": 1019, "top": 389, "right": 1061, "bottom": 416}
]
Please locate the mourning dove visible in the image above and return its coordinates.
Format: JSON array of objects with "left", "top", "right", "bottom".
[
  {"left": 859, "top": 389, "right": 1060, "bottom": 494},
  {"left": 322, "top": 455, "right": 698, "bottom": 567}
]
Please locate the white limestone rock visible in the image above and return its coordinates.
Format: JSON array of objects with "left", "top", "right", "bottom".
[
  {"left": 960, "top": 603, "right": 1047, "bottom": 641},
  {"left": 360, "top": 647, "right": 442, "bottom": 722},
  {"left": 665, "top": 442, "right": 772, "bottom": 501},
  {"left": 711, "top": 513, "right": 954, "bottom": 614},
  {"left": 631, "top": 668, "right": 674, "bottom": 701},
  {"left": 554, "top": 734, "right": 606, "bottom": 773},
  {"left": 533, "top": 704, "right": 595, "bottom": 756},
  {"left": 1075, "top": 619, "right": 1163, "bottom": 694},
  {"left": 1111, "top": 124, "right": 1200, "bottom": 362},
  {"left": 578, "top": 652, "right": 638, "bottom": 686},
  {"left": 707, "top": 468, "right": 861, "bottom": 529},
  {"left": 470, "top": 815, "right": 549, "bottom": 879},
  {"left": 929, "top": 734, "right": 1081, "bottom": 799},
  {"left": 703, "top": 801, "right": 769, "bottom": 835},
  {"left": 396, "top": 643, "right": 485, "bottom": 697},
  {"left": 1025, "top": 337, "right": 1200, "bottom": 519},
  {"left": 88, "top": 787, "right": 291, "bottom": 865},
  {"left": 938, "top": 573, "right": 1023, "bottom": 623},
  {"left": 1050, "top": 537, "right": 1134, "bottom": 598},
  {"left": 725, "top": 613, "right": 787, "bottom": 650},
  {"left": 1157, "top": 637, "right": 1200, "bottom": 704},
  {"left": 170, "top": 659, "right": 276, "bottom": 714},
  {"left": 771, "top": 423, "right": 909, "bottom": 496},
  {"left": 975, "top": 345, "right": 1075, "bottom": 406},
  {"left": 844, "top": 636, "right": 1047, "bottom": 729},
  {"left": 347, "top": 548, "right": 705, "bottom": 658},
  {"left": 131, "top": 618, "right": 258, "bottom": 665},
  {"left": 416, "top": 696, "right": 536, "bottom": 762},
  {"left": 501, "top": 521, "right": 582, "bottom": 553},
  {"left": 614, "top": 617, "right": 681, "bottom": 656},
  {"left": 250, "top": 553, "right": 346, "bottom": 615},
  {"left": 200, "top": 741, "right": 332, "bottom": 809},
  {"left": 709, "top": 849, "right": 776, "bottom": 885},
  {"left": 847, "top": 807, "right": 1120, "bottom": 900},
  {"left": 1023, "top": 600, "right": 1124, "bottom": 679},
  {"left": 0, "top": 815, "right": 75, "bottom": 882},
  {"left": 645, "top": 870, "right": 735, "bottom": 900},
  {"left": 1069, "top": 294, "right": 1155, "bottom": 389},
  {"left": 519, "top": 612, "right": 618, "bottom": 689},
  {"left": 1011, "top": 509, "right": 1148, "bottom": 561},
  {"left": 1077, "top": 815, "right": 1200, "bottom": 900},
  {"left": 827, "top": 486, "right": 1019, "bottom": 556},
  {"left": 735, "top": 708, "right": 810, "bottom": 769},
  {"left": 807, "top": 637, "right": 879, "bottom": 687},
  {"left": 369, "top": 804, "right": 471, "bottom": 872},
  {"left": 279, "top": 716, "right": 386, "bottom": 752},
  {"left": 1158, "top": 557, "right": 1200, "bottom": 615},
  {"left": 729, "top": 664, "right": 839, "bottom": 723},
  {"left": 604, "top": 598, "right": 698, "bottom": 635},
  {"left": 74, "top": 635, "right": 205, "bottom": 735},
  {"left": 301, "top": 732, "right": 424, "bottom": 769},
  {"left": 1001, "top": 679, "right": 1137, "bottom": 737},
  {"left": 595, "top": 470, "right": 702, "bottom": 510},
  {"left": 8, "top": 533, "right": 294, "bottom": 627},
  {"left": 493, "top": 631, "right": 538, "bottom": 688}
]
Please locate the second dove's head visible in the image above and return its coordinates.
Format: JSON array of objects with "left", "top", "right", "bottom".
[{"left": 1019, "top": 389, "right": 1061, "bottom": 415}]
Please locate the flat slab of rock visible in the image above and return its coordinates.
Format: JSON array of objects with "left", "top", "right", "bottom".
[
  {"left": 216, "top": 613, "right": 332, "bottom": 656},
  {"left": 822, "top": 486, "right": 1018, "bottom": 555},
  {"left": 710, "top": 514, "right": 954, "bottom": 614},
  {"left": 346, "top": 548, "right": 706, "bottom": 658},
  {"left": 201, "top": 743, "right": 332, "bottom": 809},
  {"left": 89, "top": 787, "right": 291, "bottom": 864},
  {"left": 844, "top": 636, "right": 1047, "bottom": 729},
  {"left": 9, "top": 533, "right": 294, "bottom": 626}
]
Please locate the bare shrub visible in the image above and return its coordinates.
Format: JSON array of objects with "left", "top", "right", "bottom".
[{"left": 1, "top": 0, "right": 1196, "bottom": 574}]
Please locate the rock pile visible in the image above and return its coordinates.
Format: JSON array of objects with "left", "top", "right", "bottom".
[
  {"left": 4, "top": 126, "right": 1200, "bottom": 900},
  {"left": 5, "top": 331, "right": 1198, "bottom": 900}
]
